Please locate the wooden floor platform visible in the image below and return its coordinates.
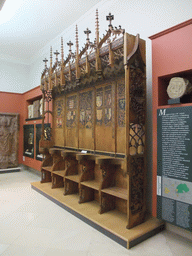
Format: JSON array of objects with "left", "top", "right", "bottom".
[{"left": 31, "top": 181, "right": 165, "bottom": 249}]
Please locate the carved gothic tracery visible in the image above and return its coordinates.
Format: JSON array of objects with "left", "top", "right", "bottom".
[
  {"left": 129, "top": 123, "right": 145, "bottom": 155},
  {"left": 130, "top": 157, "right": 145, "bottom": 215},
  {"left": 79, "top": 90, "right": 93, "bottom": 129},
  {"left": 130, "top": 58, "right": 146, "bottom": 125}
]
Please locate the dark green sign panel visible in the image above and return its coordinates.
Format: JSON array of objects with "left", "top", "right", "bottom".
[{"left": 157, "top": 106, "right": 192, "bottom": 231}]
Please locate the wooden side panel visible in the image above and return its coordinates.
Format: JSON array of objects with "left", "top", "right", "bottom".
[
  {"left": 79, "top": 128, "right": 93, "bottom": 149},
  {"left": 114, "top": 170, "right": 127, "bottom": 190},
  {"left": 53, "top": 97, "right": 65, "bottom": 147},
  {"left": 94, "top": 164, "right": 102, "bottom": 182},
  {"left": 65, "top": 93, "right": 78, "bottom": 148},
  {"left": 54, "top": 129, "right": 64, "bottom": 147},
  {"left": 115, "top": 198, "right": 127, "bottom": 214},
  {"left": 95, "top": 84, "right": 115, "bottom": 153},
  {"left": 79, "top": 89, "right": 94, "bottom": 150},
  {"left": 96, "top": 126, "right": 114, "bottom": 152},
  {"left": 125, "top": 34, "right": 146, "bottom": 229},
  {"left": 94, "top": 190, "right": 100, "bottom": 203}
]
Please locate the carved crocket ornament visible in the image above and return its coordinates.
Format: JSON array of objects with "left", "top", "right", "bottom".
[{"left": 167, "top": 77, "right": 192, "bottom": 99}]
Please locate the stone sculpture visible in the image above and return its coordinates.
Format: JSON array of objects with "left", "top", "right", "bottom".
[
  {"left": 33, "top": 100, "right": 40, "bottom": 118},
  {"left": 167, "top": 77, "right": 192, "bottom": 99},
  {"left": 28, "top": 105, "right": 33, "bottom": 119},
  {"left": 39, "top": 98, "right": 43, "bottom": 116}
]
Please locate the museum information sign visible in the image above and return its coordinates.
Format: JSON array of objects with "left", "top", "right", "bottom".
[{"left": 157, "top": 106, "right": 192, "bottom": 231}]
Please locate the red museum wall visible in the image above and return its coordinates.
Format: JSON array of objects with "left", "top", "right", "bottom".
[
  {"left": 149, "top": 19, "right": 192, "bottom": 217},
  {"left": 0, "top": 91, "right": 24, "bottom": 167},
  {"left": 0, "top": 86, "right": 43, "bottom": 171}
]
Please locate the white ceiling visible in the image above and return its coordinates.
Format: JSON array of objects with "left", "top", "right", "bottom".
[
  {"left": 0, "top": 0, "right": 103, "bottom": 63},
  {"left": 0, "top": 0, "right": 6, "bottom": 10}
]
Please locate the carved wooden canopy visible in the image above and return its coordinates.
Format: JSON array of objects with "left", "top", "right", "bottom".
[{"left": 40, "top": 10, "right": 126, "bottom": 96}]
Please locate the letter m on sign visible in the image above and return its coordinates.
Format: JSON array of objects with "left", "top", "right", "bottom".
[{"left": 159, "top": 109, "right": 166, "bottom": 116}]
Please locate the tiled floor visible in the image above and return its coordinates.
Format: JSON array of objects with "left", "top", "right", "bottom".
[{"left": 0, "top": 168, "right": 192, "bottom": 256}]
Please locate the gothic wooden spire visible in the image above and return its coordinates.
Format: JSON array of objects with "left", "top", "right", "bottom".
[
  {"left": 60, "top": 37, "right": 65, "bottom": 86},
  {"left": 75, "top": 24, "right": 80, "bottom": 80},
  {"left": 95, "top": 9, "right": 99, "bottom": 46},
  {"left": 50, "top": 46, "right": 53, "bottom": 69},
  {"left": 49, "top": 46, "right": 53, "bottom": 90},
  {"left": 61, "top": 37, "right": 64, "bottom": 63},
  {"left": 76, "top": 25, "right": 79, "bottom": 57},
  {"left": 95, "top": 9, "right": 101, "bottom": 73}
]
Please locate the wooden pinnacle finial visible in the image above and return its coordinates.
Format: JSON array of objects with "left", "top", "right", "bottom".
[
  {"left": 43, "top": 58, "right": 48, "bottom": 68},
  {"left": 84, "top": 28, "right": 91, "bottom": 44},
  {"left": 54, "top": 50, "right": 60, "bottom": 62},
  {"left": 106, "top": 12, "right": 114, "bottom": 28},
  {"left": 61, "top": 37, "right": 64, "bottom": 63},
  {"left": 67, "top": 41, "right": 73, "bottom": 54},
  {"left": 95, "top": 9, "right": 99, "bottom": 46}
]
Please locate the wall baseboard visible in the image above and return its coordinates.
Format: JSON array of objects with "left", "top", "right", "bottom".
[{"left": 166, "top": 223, "right": 192, "bottom": 241}]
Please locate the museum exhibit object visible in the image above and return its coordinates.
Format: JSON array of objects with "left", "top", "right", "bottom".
[
  {"left": 31, "top": 10, "right": 164, "bottom": 248},
  {"left": 36, "top": 123, "right": 50, "bottom": 160}
]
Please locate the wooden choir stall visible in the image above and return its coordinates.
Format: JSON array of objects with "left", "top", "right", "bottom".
[{"left": 31, "top": 10, "right": 164, "bottom": 249}]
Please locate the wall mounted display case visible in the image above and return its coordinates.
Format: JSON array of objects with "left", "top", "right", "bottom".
[
  {"left": 23, "top": 124, "right": 34, "bottom": 159},
  {"left": 26, "top": 96, "right": 43, "bottom": 121},
  {"left": 150, "top": 19, "right": 192, "bottom": 232}
]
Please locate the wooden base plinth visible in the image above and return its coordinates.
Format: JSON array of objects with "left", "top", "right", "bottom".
[{"left": 31, "top": 181, "right": 165, "bottom": 249}]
